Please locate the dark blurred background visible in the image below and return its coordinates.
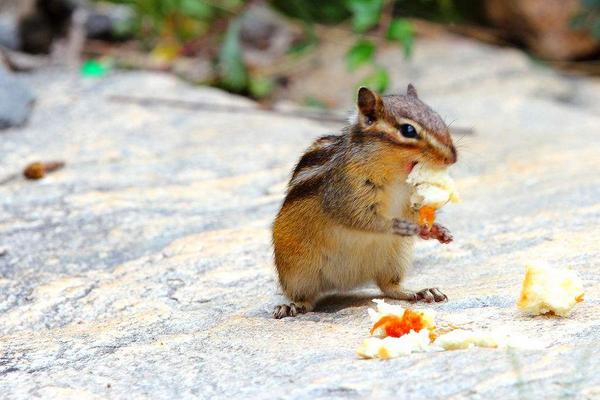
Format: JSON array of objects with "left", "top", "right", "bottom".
[{"left": 1, "top": 0, "right": 600, "bottom": 107}]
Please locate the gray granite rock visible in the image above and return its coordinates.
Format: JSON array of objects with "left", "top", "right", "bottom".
[
  {"left": 0, "top": 36, "right": 599, "bottom": 399},
  {"left": 0, "top": 69, "right": 34, "bottom": 129},
  {"left": 0, "top": 15, "right": 19, "bottom": 49},
  {"left": 0, "top": 0, "right": 22, "bottom": 50}
]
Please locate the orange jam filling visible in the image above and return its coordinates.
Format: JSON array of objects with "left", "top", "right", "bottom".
[
  {"left": 418, "top": 206, "right": 436, "bottom": 228},
  {"left": 370, "top": 309, "right": 428, "bottom": 338}
]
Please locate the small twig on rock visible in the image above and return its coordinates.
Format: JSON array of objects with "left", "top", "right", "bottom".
[
  {"left": 108, "top": 95, "right": 349, "bottom": 124},
  {"left": 23, "top": 161, "right": 65, "bottom": 180},
  {"left": 108, "top": 95, "right": 475, "bottom": 135},
  {"left": 0, "top": 173, "right": 19, "bottom": 185}
]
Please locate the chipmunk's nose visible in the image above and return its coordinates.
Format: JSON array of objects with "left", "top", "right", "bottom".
[{"left": 445, "top": 145, "right": 457, "bottom": 165}]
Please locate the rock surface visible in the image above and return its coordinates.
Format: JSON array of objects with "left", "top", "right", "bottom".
[
  {"left": 0, "top": 68, "right": 35, "bottom": 129},
  {"left": 0, "top": 36, "right": 599, "bottom": 399},
  {"left": 0, "top": 14, "right": 19, "bottom": 49}
]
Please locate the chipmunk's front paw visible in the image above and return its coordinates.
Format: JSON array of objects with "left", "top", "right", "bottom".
[
  {"left": 392, "top": 218, "right": 419, "bottom": 236},
  {"left": 273, "top": 303, "right": 307, "bottom": 319},
  {"left": 414, "top": 288, "right": 448, "bottom": 303},
  {"left": 419, "top": 223, "right": 453, "bottom": 244}
]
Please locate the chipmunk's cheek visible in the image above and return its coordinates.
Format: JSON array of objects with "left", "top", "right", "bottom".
[{"left": 406, "top": 161, "right": 418, "bottom": 173}]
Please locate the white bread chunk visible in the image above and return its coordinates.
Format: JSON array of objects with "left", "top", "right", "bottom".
[
  {"left": 367, "top": 299, "right": 436, "bottom": 337},
  {"left": 433, "top": 329, "right": 503, "bottom": 350},
  {"left": 357, "top": 300, "right": 542, "bottom": 359},
  {"left": 356, "top": 329, "right": 433, "bottom": 359},
  {"left": 517, "top": 261, "right": 584, "bottom": 317},
  {"left": 406, "top": 163, "right": 460, "bottom": 209},
  {"left": 433, "top": 329, "right": 543, "bottom": 351}
]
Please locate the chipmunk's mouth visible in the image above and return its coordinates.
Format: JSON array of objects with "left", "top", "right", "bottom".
[{"left": 406, "top": 161, "right": 418, "bottom": 173}]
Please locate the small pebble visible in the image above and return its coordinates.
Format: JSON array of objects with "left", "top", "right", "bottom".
[{"left": 23, "top": 161, "right": 65, "bottom": 180}]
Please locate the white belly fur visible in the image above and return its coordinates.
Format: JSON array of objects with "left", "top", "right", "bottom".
[
  {"left": 321, "top": 226, "right": 410, "bottom": 290},
  {"left": 382, "top": 178, "right": 412, "bottom": 219},
  {"left": 321, "top": 178, "right": 414, "bottom": 290}
]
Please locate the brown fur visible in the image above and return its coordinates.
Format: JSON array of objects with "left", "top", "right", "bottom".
[{"left": 272, "top": 85, "right": 457, "bottom": 318}]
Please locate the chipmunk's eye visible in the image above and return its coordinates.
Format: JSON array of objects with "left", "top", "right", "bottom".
[
  {"left": 399, "top": 124, "right": 418, "bottom": 139},
  {"left": 364, "top": 116, "right": 374, "bottom": 125}
]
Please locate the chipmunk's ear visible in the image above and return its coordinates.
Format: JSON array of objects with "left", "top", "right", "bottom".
[
  {"left": 357, "top": 87, "right": 382, "bottom": 119},
  {"left": 407, "top": 83, "right": 418, "bottom": 98}
]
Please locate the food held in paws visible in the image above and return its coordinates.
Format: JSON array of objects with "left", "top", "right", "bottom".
[{"left": 406, "top": 163, "right": 460, "bottom": 227}]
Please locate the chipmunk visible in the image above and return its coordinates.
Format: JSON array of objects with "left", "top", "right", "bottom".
[{"left": 272, "top": 85, "right": 457, "bottom": 319}]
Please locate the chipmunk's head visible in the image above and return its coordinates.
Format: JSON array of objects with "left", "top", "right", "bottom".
[{"left": 351, "top": 85, "right": 457, "bottom": 167}]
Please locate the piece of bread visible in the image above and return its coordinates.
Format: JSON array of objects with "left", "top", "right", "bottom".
[
  {"left": 433, "top": 329, "right": 542, "bottom": 351},
  {"left": 517, "top": 261, "right": 584, "bottom": 317},
  {"left": 356, "top": 330, "right": 433, "bottom": 359},
  {"left": 357, "top": 300, "right": 541, "bottom": 359},
  {"left": 406, "top": 163, "right": 460, "bottom": 210},
  {"left": 433, "top": 329, "right": 502, "bottom": 350},
  {"left": 367, "top": 299, "right": 435, "bottom": 337},
  {"left": 358, "top": 299, "right": 436, "bottom": 359}
]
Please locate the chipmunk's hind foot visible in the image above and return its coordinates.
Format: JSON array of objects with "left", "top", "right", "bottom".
[
  {"left": 415, "top": 288, "right": 447, "bottom": 303},
  {"left": 273, "top": 302, "right": 313, "bottom": 319}
]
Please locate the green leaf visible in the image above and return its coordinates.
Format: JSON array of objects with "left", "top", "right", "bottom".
[
  {"left": 345, "top": 39, "right": 376, "bottom": 71},
  {"left": 359, "top": 66, "right": 389, "bottom": 93},
  {"left": 592, "top": 19, "right": 600, "bottom": 39},
  {"left": 582, "top": 0, "right": 600, "bottom": 9},
  {"left": 386, "top": 18, "right": 414, "bottom": 58},
  {"left": 271, "top": 0, "right": 350, "bottom": 24},
  {"left": 218, "top": 18, "right": 248, "bottom": 92},
  {"left": 221, "top": 0, "right": 245, "bottom": 9},
  {"left": 570, "top": 13, "right": 588, "bottom": 30},
  {"left": 111, "top": 10, "right": 138, "bottom": 38},
  {"left": 249, "top": 76, "right": 275, "bottom": 98},
  {"left": 346, "top": 0, "right": 383, "bottom": 32},
  {"left": 288, "top": 22, "right": 318, "bottom": 56},
  {"left": 101, "top": 0, "right": 136, "bottom": 5},
  {"left": 181, "top": 0, "right": 214, "bottom": 19},
  {"left": 80, "top": 59, "right": 110, "bottom": 78},
  {"left": 304, "top": 96, "right": 327, "bottom": 109},
  {"left": 159, "top": 0, "right": 179, "bottom": 15},
  {"left": 288, "top": 38, "right": 316, "bottom": 56}
]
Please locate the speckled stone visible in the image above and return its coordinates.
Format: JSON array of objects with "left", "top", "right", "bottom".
[
  {"left": 0, "top": 69, "right": 34, "bottom": 129},
  {"left": 0, "top": 36, "right": 599, "bottom": 399}
]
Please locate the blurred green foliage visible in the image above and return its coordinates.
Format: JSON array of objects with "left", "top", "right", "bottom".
[
  {"left": 218, "top": 17, "right": 247, "bottom": 92},
  {"left": 270, "top": 0, "right": 351, "bottom": 24},
  {"left": 96, "top": 0, "right": 472, "bottom": 100},
  {"left": 101, "top": 0, "right": 242, "bottom": 43},
  {"left": 386, "top": 18, "right": 414, "bottom": 57},
  {"left": 347, "top": 0, "right": 385, "bottom": 32},
  {"left": 573, "top": 0, "right": 600, "bottom": 39},
  {"left": 345, "top": 39, "right": 376, "bottom": 71}
]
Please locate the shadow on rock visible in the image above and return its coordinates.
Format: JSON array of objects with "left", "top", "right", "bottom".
[{"left": 315, "top": 292, "right": 380, "bottom": 313}]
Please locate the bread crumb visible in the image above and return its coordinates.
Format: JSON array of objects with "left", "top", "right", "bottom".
[
  {"left": 357, "top": 300, "right": 542, "bottom": 359},
  {"left": 517, "top": 261, "right": 584, "bottom": 317},
  {"left": 406, "top": 163, "right": 460, "bottom": 210}
]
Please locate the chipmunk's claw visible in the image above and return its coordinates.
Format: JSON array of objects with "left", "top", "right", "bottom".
[
  {"left": 414, "top": 288, "right": 448, "bottom": 303},
  {"left": 419, "top": 223, "right": 453, "bottom": 244},
  {"left": 273, "top": 303, "right": 306, "bottom": 319},
  {"left": 392, "top": 218, "right": 419, "bottom": 236}
]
